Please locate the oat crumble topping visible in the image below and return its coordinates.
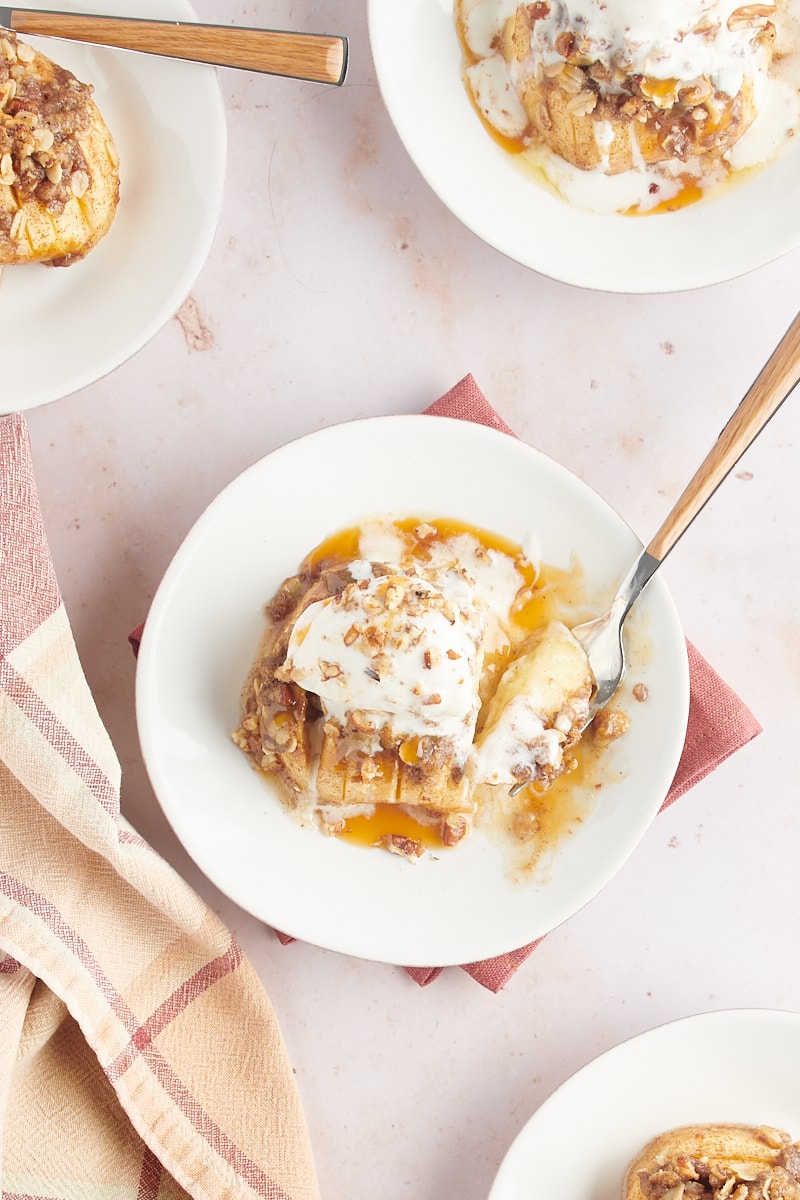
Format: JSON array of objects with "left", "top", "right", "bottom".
[{"left": 0, "top": 31, "right": 95, "bottom": 236}]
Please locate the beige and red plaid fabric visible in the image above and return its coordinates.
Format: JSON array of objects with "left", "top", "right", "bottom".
[{"left": 0, "top": 414, "right": 320, "bottom": 1199}]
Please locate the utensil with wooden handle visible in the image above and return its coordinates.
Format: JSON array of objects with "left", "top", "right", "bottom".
[
  {"left": 571, "top": 309, "right": 800, "bottom": 723},
  {"left": 0, "top": 8, "right": 348, "bottom": 84}
]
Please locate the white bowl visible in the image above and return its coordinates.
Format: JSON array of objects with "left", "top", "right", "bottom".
[
  {"left": 135, "top": 415, "right": 689, "bottom": 966},
  {"left": 368, "top": 1, "right": 800, "bottom": 294},
  {"left": 1, "top": 0, "right": 226, "bottom": 414},
  {"left": 489, "top": 1009, "right": 800, "bottom": 1200}
]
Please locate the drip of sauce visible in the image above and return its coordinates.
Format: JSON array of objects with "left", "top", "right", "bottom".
[
  {"left": 340, "top": 804, "right": 445, "bottom": 851},
  {"left": 300, "top": 516, "right": 594, "bottom": 855},
  {"left": 626, "top": 179, "right": 706, "bottom": 215},
  {"left": 456, "top": 17, "right": 529, "bottom": 158},
  {"left": 499, "top": 730, "right": 612, "bottom": 876}
]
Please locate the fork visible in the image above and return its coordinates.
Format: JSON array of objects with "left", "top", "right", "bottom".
[
  {"left": 0, "top": 8, "right": 348, "bottom": 85},
  {"left": 572, "top": 309, "right": 800, "bottom": 725}
]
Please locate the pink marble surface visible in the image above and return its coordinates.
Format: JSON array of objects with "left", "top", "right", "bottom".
[{"left": 16, "top": 2, "right": 800, "bottom": 1197}]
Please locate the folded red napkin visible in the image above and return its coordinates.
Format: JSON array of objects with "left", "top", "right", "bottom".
[
  {"left": 1, "top": 415, "right": 320, "bottom": 1198},
  {"left": 131, "top": 377, "right": 762, "bottom": 994}
]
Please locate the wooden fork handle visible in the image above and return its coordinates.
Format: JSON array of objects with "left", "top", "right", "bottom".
[
  {"left": 646, "top": 310, "right": 800, "bottom": 563},
  {"left": 5, "top": 10, "right": 348, "bottom": 85}
]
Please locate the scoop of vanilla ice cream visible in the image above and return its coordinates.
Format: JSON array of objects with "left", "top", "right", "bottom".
[
  {"left": 282, "top": 568, "right": 486, "bottom": 746},
  {"left": 466, "top": 0, "right": 774, "bottom": 98},
  {"left": 538, "top": 0, "right": 771, "bottom": 96}
]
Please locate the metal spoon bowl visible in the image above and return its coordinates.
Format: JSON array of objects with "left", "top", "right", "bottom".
[{"left": 573, "top": 309, "right": 800, "bottom": 726}]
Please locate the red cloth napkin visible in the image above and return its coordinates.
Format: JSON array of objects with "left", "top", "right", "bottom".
[
  {"left": 1, "top": 414, "right": 320, "bottom": 1199},
  {"left": 132, "top": 377, "right": 762, "bottom": 993}
]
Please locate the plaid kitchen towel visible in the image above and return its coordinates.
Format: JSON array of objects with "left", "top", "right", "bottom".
[{"left": 0, "top": 413, "right": 320, "bottom": 1200}]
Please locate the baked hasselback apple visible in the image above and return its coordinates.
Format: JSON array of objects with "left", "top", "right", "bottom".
[
  {"left": 0, "top": 30, "right": 119, "bottom": 267},
  {"left": 624, "top": 1122, "right": 800, "bottom": 1199}
]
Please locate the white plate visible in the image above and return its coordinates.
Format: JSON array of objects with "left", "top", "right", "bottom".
[
  {"left": 1, "top": 0, "right": 226, "bottom": 413},
  {"left": 135, "top": 415, "right": 689, "bottom": 967},
  {"left": 488, "top": 1008, "right": 800, "bottom": 1200},
  {"left": 368, "top": 2, "right": 800, "bottom": 294}
]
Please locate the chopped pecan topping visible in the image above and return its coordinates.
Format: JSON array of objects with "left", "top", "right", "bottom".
[{"left": 374, "top": 834, "right": 424, "bottom": 860}]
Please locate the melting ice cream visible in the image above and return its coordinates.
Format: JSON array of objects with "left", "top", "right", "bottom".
[
  {"left": 457, "top": 0, "right": 800, "bottom": 212},
  {"left": 283, "top": 567, "right": 486, "bottom": 750}
]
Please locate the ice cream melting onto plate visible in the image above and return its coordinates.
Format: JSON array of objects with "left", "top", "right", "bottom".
[{"left": 456, "top": 0, "right": 800, "bottom": 213}]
